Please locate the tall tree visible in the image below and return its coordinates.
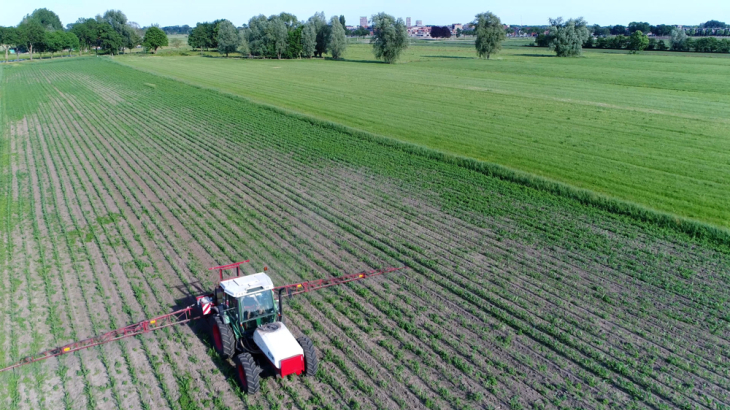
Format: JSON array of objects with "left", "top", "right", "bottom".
[
  {"left": 278, "top": 12, "right": 299, "bottom": 30},
  {"left": 216, "top": 20, "right": 239, "bottom": 57},
  {"left": 18, "top": 20, "right": 46, "bottom": 60},
  {"left": 268, "top": 17, "right": 288, "bottom": 59},
  {"left": 123, "top": 26, "right": 141, "bottom": 53},
  {"left": 45, "top": 30, "right": 64, "bottom": 58},
  {"left": 98, "top": 10, "right": 127, "bottom": 31},
  {"left": 628, "top": 22, "right": 651, "bottom": 34},
  {"left": 339, "top": 15, "right": 346, "bottom": 27},
  {"left": 98, "top": 22, "right": 124, "bottom": 55},
  {"left": 430, "top": 26, "right": 452, "bottom": 38},
  {"left": 188, "top": 23, "right": 208, "bottom": 53},
  {"left": 328, "top": 16, "right": 347, "bottom": 59},
  {"left": 0, "top": 27, "right": 19, "bottom": 62},
  {"left": 474, "top": 12, "right": 505, "bottom": 59},
  {"left": 22, "top": 8, "right": 63, "bottom": 31},
  {"left": 547, "top": 17, "right": 590, "bottom": 57},
  {"left": 70, "top": 18, "right": 98, "bottom": 54},
  {"left": 309, "top": 12, "right": 329, "bottom": 57},
  {"left": 651, "top": 24, "right": 673, "bottom": 37},
  {"left": 97, "top": 10, "right": 138, "bottom": 54},
  {"left": 247, "top": 15, "right": 270, "bottom": 57},
  {"left": 700, "top": 20, "right": 727, "bottom": 29},
  {"left": 237, "top": 29, "right": 250, "bottom": 56},
  {"left": 64, "top": 31, "right": 80, "bottom": 57},
  {"left": 670, "top": 28, "right": 689, "bottom": 51},
  {"left": 285, "top": 26, "right": 303, "bottom": 58},
  {"left": 301, "top": 22, "right": 316, "bottom": 58},
  {"left": 370, "top": 13, "right": 408, "bottom": 63},
  {"left": 611, "top": 25, "right": 626, "bottom": 35},
  {"left": 628, "top": 30, "right": 649, "bottom": 53},
  {"left": 142, "top": 26, "right": 168, "bottom": 53}
]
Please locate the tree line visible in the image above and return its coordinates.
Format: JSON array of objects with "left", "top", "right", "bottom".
[
  {"left": 0, "top": 8, "right": 170, "bottom": 61},
  {"left": 186, "top": 12, "right": 409, "bottom": 62},
  {"left": 0, "top": 9, "right": 512, "bottom": 63},
  {"left": 523, "top": 20, "right": 730, "bottom": 38},
  {"left": 535, "top": 19, "right": 730, "bottom": 55}
]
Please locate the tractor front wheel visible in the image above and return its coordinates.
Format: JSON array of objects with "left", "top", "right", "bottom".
[
  {"left": 235, "top": 353, "right": 261, "bottom": 394},
  {"left": 296, "top": 336, "right": 318, "bottom": 376},
  {"left": 211, "top": 316, "right": 235, "bottom": 359}
]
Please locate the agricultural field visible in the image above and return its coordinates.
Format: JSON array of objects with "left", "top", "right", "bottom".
[
  {"left": 120, "top": 41, "right": 730, "bottom": 228},
  {"left": 0, "top": 58, "right": 729, "bottom": 410}
]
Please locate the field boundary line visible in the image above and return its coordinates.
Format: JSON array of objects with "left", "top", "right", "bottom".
[{"left": 110, "top": 58, "right": 730, "bottom": 249}]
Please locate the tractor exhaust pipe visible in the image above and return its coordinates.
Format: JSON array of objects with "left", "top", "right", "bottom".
[{"left": 278, "top": 288, "right": 285, "bottom": 322}]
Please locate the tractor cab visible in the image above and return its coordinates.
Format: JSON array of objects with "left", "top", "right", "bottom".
[{"left": 215, "top": 273, "right": 278, "bottom": 334}]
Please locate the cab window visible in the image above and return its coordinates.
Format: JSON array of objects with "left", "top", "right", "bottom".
[{"left": 227, "top": 294, "right": 238, "bottom": 310}]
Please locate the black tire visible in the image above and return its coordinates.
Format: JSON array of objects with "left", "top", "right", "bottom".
[
  {"left": 235, "top": 353, "right": 261, "bottom": 394},
  {"left": 210, "top": 316, "right": 235, "bottom": 359},
  {"left": 296, "top": 336, "right": 317, "bottom": 376}
]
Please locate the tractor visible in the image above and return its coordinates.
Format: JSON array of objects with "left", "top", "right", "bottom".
[{"left": 197, "top": 265, "right": 316, "bottom": 394}]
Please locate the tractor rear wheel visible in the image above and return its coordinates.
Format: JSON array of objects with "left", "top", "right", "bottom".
[
  {"left": 296, "top": 336, "right": 317, "bottom": 376},
  {"left": 211, "top": 316, "right": 235, "bottom": 359},
  {"left": 235, "top": 353, "right": 260, "bottom": 394}
]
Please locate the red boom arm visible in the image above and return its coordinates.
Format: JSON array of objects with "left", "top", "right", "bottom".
[
  {"left": 0, "top": 306, "right": 198, "bottom": 373},
  {"left": 274, "top": 266, "right": 406, "bottom": 298}
]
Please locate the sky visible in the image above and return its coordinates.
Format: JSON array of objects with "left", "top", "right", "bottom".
[{"left": 2, "top": 0, "right": 729, "bottom": 28}]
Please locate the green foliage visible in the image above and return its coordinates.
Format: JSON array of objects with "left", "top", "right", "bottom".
[
  {"left": 17, "top": 20, "right": 46, "bottom": 59},
  {"left": 188, "top": 22, "right": 209, "bottom": 50},
  {"left": 700, "top": 20, "right": 727, "bottom": 29},
  {"left": 122, "top": 26, "right": 141, "bottom": 51},
  {"left": 284, "top": 26, "right": 302, "bottom": 59},
  {"left": 671, "top": 28, "right": 689, "bottom": 51},
  {"left": 22, "top": 8, "right": 63, "bottom": 31},
  {"left": 44, "top": 30, "right": 65, "bottom": 57},
  {"left": 247, "top": 15, "right": 270, "bottom": 57},
  {"left": 301, "top": 23, "right": 316, "bottom": 58},
  {"left": 548, "top": 17, "right": 590, "bottom": 57},
  {"left": 188, "top": 20, "right": 222, "bottom": 51},
  {"left": 0, "top": 27, "right": 19, "bottom": 61},
  {"left": 142, "top": 26, "right": 168, "bottom": 53},
  {"left": 370, "top": 13, "right": 409, "bottom": 63},
  {"left": 237, "top": 29, "right": 250, "bottom": 56},
  {"left": 268, "top": 17, "right": 288, "bottom": 59},
  {"left": 474, "top": 11, "right": 506, "bottom": 59},
  {"left": 98, "top": 22, "right": 124, "bottom": 54},
  {"left": 216, "top": 20, "right": 239, "bottom": 57},
  {"left": 70, "top": 18, "right": 99, "bottom": 52},
  {"left": 63, "top": 32, "right": 80, "bottom": 56},
  {"left": 328, "top": 16, "right": 347, "bottom": 59},
  {"left": 628, "top": 30, "right": 649, "bottom": 53},
  {"left": 628, "top": 21, "right": 651, "bottom": 34},
  {"left": 309, "top": 12, "right": 330, "bottom": 58}
]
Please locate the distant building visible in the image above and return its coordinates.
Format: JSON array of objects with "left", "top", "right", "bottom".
[
  {"left": 408, "top": 25, "right": 431, "bottom": 37},
  {"left": 360, "top": 16, "right": 368, "bottom": 28},
  {"left": 416, "top": 20, "right": 423, "bottom": 27},
  {"left": 406, "top": 17, "right": 411, "bottom": 27},
  {"left": 452, "top": 24, "right": 463, "bottom": 32}
]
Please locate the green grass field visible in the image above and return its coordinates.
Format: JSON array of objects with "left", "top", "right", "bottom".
[{"left": 118, "top": 40, "right": 730, "bottom": 229}]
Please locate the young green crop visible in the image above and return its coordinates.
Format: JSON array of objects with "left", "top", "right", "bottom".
[{"left": 2, "top": 58, "right": 729, "bottom": 410}]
